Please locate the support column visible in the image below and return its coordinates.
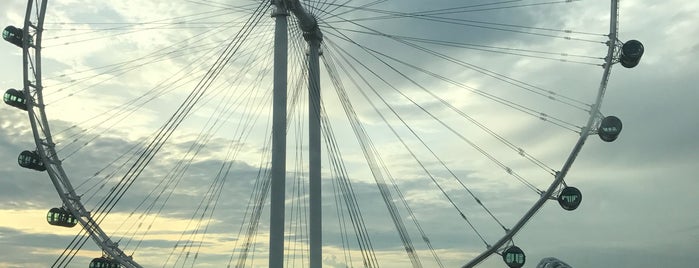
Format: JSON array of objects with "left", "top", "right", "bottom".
[
  {"left": 307, "top": 37, "right": 322, "bottom": 268},
  {"left": 290, "top": 1, "right": 324, "bottom": 265},
  {"left": 269, "top": 3, "right": 288, "bottom": 268}
]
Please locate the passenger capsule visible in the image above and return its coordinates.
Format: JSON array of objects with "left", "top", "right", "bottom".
[
  {"left": 598, "top": 116, "right": 623, "bottom": 142},
  {"left": 18, "top": 150, "right": 46, "bottom": 171},
  {"left": 538, "top": 257, "right": 573, "bottom": 268},
  {"left": 502, "top": 245, "right": 526, "bottom": 268},
  {"left": 557, "top": 186, "right": 582, "bottom": 211},
  {"left": 2, "top": 25, "right": 23, "bottom": 47},
  {"left": 4, "top": 88, "right": 27, "bottom": 110},
  {"left": 619, "top": 40, "right": 644, "bottom": 68},
  {"left": 89, "top": 257, "right": 120, "bottom": 268},
  {"left": 47, "top": 207, "right": 78, "bottom": 227}
]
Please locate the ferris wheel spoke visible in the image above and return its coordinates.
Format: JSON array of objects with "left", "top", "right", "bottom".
[
  {"left": 319, "top": 0, "right": 588, "bottom": 35},
  {"left": 89, "top": 1, "right": 270, "bottom": 219},
  {"left": 51, "top": 35, "right": 277, "bottom": 160},
  {"left": 325, "top": 26, "right": 605, "bottom": 69},
  {"left": 42, "top": 5, "right": 261, "bottom": 46},
  {"left": 320, "top": 63, "right": 383, "bottom": 266},
  {"left": 318, "top": 12, "right": 590, "bottom": 131},
  {"left": 323, "top": 40, "right": 519, "bottom": 232},
  {"left": 324, "top": 42, "right": 496, "bottom": 248},
  {"left": 322, "top": 37, "right": 546, "bottom": 196}
]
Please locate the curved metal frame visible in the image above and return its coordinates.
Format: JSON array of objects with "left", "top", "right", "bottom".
[
  {"left": 21, "top": 0, "right": 141, "bottom": 267},
  {"left": 462, "top": 0, "right": 621, "bottom": 266}
]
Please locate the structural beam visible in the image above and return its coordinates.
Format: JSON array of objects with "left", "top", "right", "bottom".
[
  {"left": 269, "top": 2, "right": 289, "bottom": 267},
  {"left": 307, "top": 36, "right": 322, "bottom": 268},
  {"left": 269, "top": 1, "right": 323, "bottom": 267},
  {"left": 289, "top": 1, "right": 324, "bottom": 266}
]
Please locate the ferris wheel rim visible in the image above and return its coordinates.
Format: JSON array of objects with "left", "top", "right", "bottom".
[
  {"left": 463, "top": 0, "right": 621, "bottom": 266},
  {"left": 20, "top": 0, "right": 142, "bottom": 267}
]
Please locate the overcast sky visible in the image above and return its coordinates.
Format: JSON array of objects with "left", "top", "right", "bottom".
[{"left": 1, "top": 0, "right": 698, "bottom": 267}]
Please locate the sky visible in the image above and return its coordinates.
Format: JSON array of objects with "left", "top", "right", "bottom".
[{"left": 1, "top": 0, "right": 699, "bottom": 267}]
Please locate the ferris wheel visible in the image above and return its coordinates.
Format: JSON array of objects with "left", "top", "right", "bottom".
[{"left": 3, "top": 0, "right": 644, "bottom": 267}]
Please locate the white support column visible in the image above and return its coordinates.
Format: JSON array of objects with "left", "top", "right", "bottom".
[
  {"left": 270, "top": 2, "right": 289, "bottom": 268},
  {"left": 289, "top": 1, "right": 324, "bottom": 266},
  {"left": 307, "top": 37, "right": 322, "bottom": 268},
  {"left": 270, "top": 1, "right": 323, "bottom": 267}
]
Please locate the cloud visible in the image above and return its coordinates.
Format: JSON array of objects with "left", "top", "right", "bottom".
[{"left": 1, "top": 0, "right": 699, "bottom": 267}]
